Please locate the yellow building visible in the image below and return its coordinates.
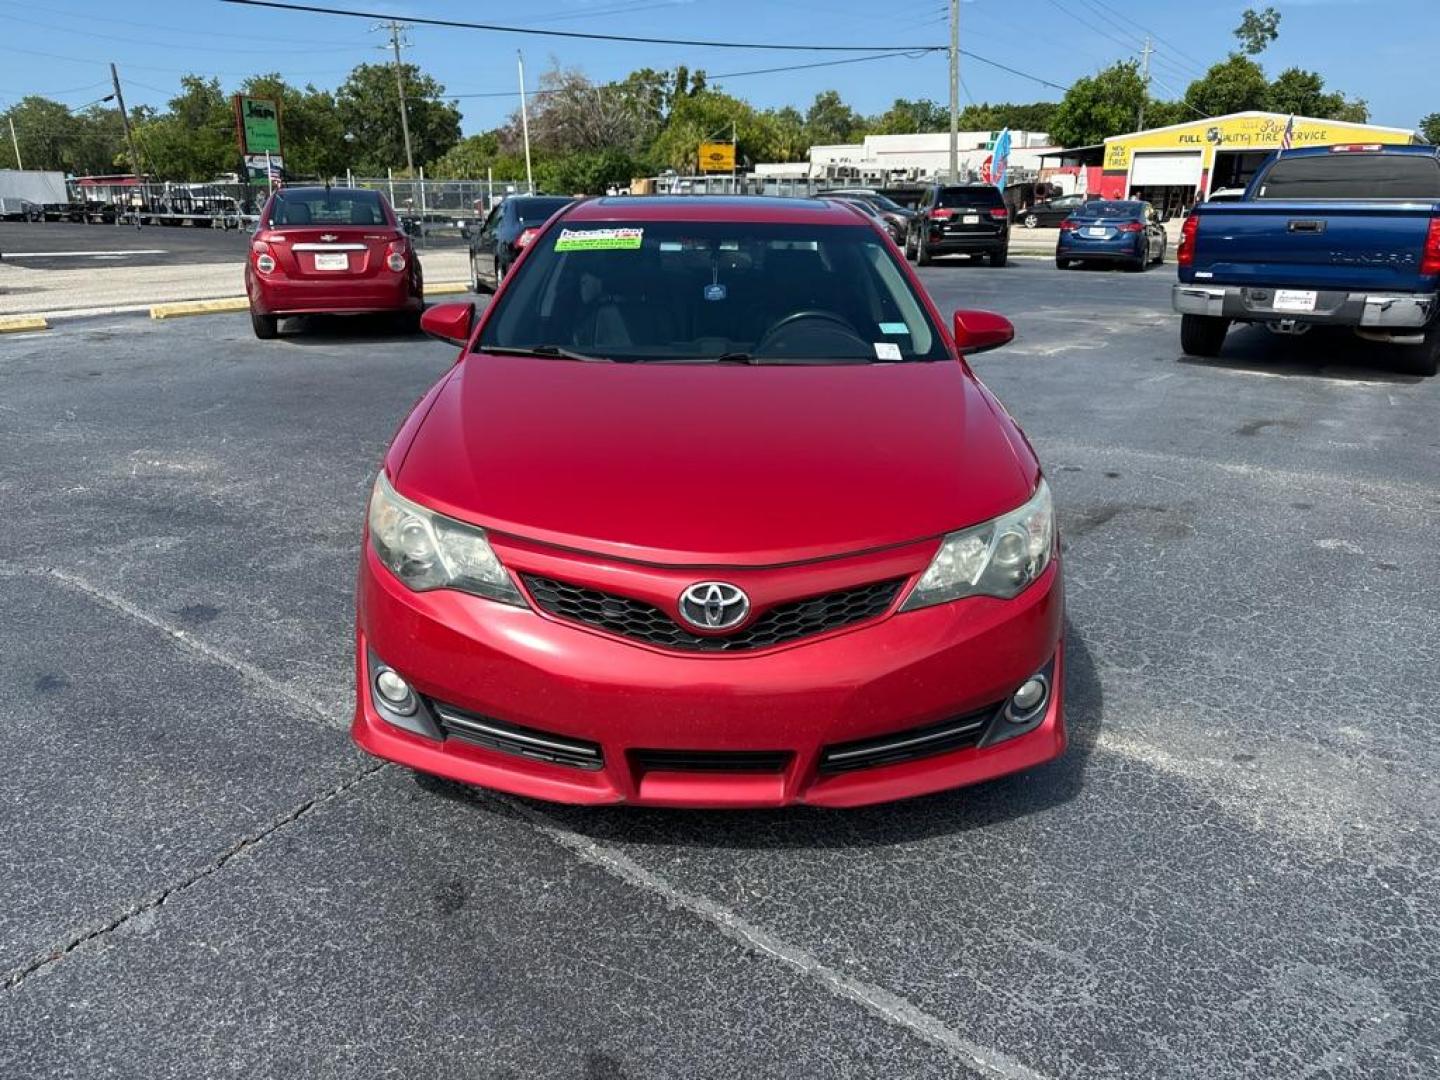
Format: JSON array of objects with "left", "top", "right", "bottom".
[{"left": 1098, "top": 111, "right": 1419, "bottom": 214}]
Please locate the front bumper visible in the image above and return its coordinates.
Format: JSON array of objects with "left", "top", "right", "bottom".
[
  {"left": 353, "top": 544, "right": 1065, "bottom": 808},
  {"left": 1172, "top": 283, "right": 1437, "bottom": 329}
]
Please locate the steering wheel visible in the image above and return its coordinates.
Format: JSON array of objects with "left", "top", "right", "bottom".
[{"left": 754, "top": 310, "right": 870, "bottom": 356}]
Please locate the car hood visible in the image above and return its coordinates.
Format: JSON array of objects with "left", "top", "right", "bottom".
[{"left": 395, "top": 353, "right": 1036, "bottom": 567}]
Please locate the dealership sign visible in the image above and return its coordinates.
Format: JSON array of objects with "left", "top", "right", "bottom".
[
  {"left": 698, "top": 142, "right": 736, "bottom": 173},
  {"left": 233, "top": 95, "right": 282, "bottom": 156}
]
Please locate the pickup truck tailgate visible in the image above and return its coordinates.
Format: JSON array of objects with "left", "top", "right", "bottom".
[{"left": 1190, "top": 202, "right": 1438, "bottom": 293}]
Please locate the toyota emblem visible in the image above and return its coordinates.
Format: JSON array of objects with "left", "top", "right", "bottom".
[{"left": 678, "top": 582, "right": 750, "bottom": 631}]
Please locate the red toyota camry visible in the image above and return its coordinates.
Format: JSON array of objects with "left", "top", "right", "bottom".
[
  {"left": 353, "top": 196, "right": 1064, "bottom": 808},
  {"left": 246, "top": 186, "right": 423, "bottom": 339}
]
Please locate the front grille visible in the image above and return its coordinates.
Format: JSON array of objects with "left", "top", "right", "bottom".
[
  {"left": 521, "top": 575, "right": 904, "bottom": 652},
  {"left": 433, "top": 703, "right": 603, "bottom": 771},
  {"left": 630, "top": 749, "right": 792, "bottom": 773},
  {"left": 817, "top": 704, "right": 1000, "bottom": 774}
]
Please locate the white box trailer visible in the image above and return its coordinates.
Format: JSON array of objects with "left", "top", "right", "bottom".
[{"left": 0, "top": 169, "right": 67, "bottom": 217}]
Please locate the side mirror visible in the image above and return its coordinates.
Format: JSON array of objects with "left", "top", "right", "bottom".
[
  {"left": 952, "top": 309, "right": 1015, "bottom": 356},
  {"left": 420, "top": 302, "right": 475, "bottom": 348}
]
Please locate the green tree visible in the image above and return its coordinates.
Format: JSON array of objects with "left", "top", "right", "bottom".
[
  {"left": 335, "top": 62, "right": 461, "bottom": 174},
  {"left": 1420, "top": 113, "right": 1440, "bottom": 145},
  {"left": 804, "top": 89, "right": 863, "bottom": 146},
  {"left": 871, "top": 98, "right": 948, "bottom": 135},
  {"left": 955, "top": 101, "right": 1058, "bottom": 133},
  {"left": 133, "top": 76, "right": 235, "bottom": 180},
  {"left": 0, "top": 97, "right": 79, "bottom": 171},
  {"left": 649, "top": 89, "right": 767, "bottom": 172},
  {"left": 1184, "top": 55, "right": 1268, "bottom": 117},
  {"left": 755, "top": 106, "right": 807, "bottom": 161},
  {"left": 430, "top": 132, "right": 502, "bottom": 180},
  {"left": 1264, "top": 67, "right": 1368, "bottom": 123},
  {"left": 1048, "top": 61, "right": 1146, "bottom": 147},
  {"left": 1234, "top": 6, "right": 1281, "bottom": 55}
]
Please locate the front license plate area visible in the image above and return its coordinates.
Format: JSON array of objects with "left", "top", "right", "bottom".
[
  {"left": 314, "top": 252, "right": 349, "bottom": 271},
  {"left": 1274, "top": 289, "right": 1317, "bottom": 313}
]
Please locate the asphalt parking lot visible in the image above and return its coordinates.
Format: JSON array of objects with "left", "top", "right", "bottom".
[{"left": 2, "top": 258, "right": 1437, "bottom": 1078}]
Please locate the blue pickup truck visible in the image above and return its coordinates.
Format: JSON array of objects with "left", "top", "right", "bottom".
[{"left": 1173, "top": 143, "right": 1440, "bottom": 376}]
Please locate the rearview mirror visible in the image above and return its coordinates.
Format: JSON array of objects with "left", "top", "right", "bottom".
[
  {"left": 420, "top": 302, "right": 475, "bottom": 348},
  {"left": 952, "top": 309, "right": 1015, "bottom": 356}
]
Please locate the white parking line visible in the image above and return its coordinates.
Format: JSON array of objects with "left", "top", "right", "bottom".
[{"left": 2, "top": 250, "right": 168, "bottom": 258}]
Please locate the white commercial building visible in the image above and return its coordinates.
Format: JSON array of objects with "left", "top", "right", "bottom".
[{"left": 767, "top": 131, "right": 1058, "bottom": 184}]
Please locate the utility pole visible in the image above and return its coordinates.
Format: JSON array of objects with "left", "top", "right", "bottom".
[
  {"left": 7, "top": 116, "right": 21, "bottom": 170},
  {"left": 948, "top": 0, "right": 959, "bottom": 183},
  {"left": 384, "top": 20, "right": 415, "bottom": 175},
  {"left": 110, "top": 63, "right": 142, "bottom": 177},
  {"left": 1137, "top": 36, "right": 1153, "bottom": 130},
  {"left": 517, "top": 51, "right": 534, "bottom": 194}
]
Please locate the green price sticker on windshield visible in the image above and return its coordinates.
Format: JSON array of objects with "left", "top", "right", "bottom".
[{"left": 554, "top": 227, "right": 644, "bottom": 252}]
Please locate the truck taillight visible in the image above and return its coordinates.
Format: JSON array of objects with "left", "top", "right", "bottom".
[
  {"left": 1329, "top": 144, "right": 1383, "bottom": 153},
  {"left": 1177, "top": 215, "right": 1199, "bottom": 267},
  {"left": 516, "top": 227, "right": 539, "bottom": 248},
  {"left": 1422, "top": 217, "right": 1440, "bottom": 276}
]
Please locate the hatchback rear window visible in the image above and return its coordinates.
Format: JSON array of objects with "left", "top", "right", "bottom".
[
  {"left": 477, "top": 220, "right": 947, "bottom": 364},
  {"left": 1256, "top": 154, "right": 1440, "bottom": 200},
  {"left": 937, "top": 187, "right": 1004, "bottom": 209},
  {"left": 512, "top": 197, "right": 572, "bottom": 225},
  {"left": 270, "top": 190, "right": 387, "bottom": 226}
]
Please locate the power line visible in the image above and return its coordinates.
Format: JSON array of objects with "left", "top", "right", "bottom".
[
  {"left": 1079, "top": 0, "right": 1209, "bottom": 76},
  {"left": 217, "top": 0, "right": 949, "bottom": 52},
  {"left": 0, "top": 10, "right": 372, "bottom": 55}
]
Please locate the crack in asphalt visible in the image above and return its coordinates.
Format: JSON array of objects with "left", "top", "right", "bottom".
[{"left": 1, "top": 760, "right": 388, "bottom": 993}]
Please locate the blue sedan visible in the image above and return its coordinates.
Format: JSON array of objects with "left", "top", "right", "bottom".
[{"left": 1055, "top": 200, "right": 1167, "bottom": 271}]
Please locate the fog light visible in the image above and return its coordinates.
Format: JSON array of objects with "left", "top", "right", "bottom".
[
  {"left": 374, "top": 667, "right": 417, "bottom": 715},
  {"left": 256, "top": 254, "right": 276, "bottom": 273},
  {"left": 1006, "top": 675, "right": 1048, "bottom": 723}
]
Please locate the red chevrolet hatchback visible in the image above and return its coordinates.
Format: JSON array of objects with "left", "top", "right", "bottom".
[
  {"left": 246, "top": 186, "right": 423, "bottom": 339},
  {"left": 353, "top": 196, "right": 1064, "bottom": 808}
]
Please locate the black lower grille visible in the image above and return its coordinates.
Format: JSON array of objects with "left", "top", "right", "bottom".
[
  {"left": 434, "top": 703, "right": 603, "bottom": 771},
  {"left": 521, "top": 575, "right": 904, "bottom": 652},
  {"left": 630, "top": 749, "right": 792, "bottom": 773},
  {"left": 817, "top": 705, "right": 1000, "bottom": 774}
]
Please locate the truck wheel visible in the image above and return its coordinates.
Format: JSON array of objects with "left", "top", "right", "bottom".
[
  {"left": 1180, "top": 314, "right": 1229, "bottom": 357},
  {"left": 250, "top": 307, "right": 278, "bottom": 340},
  {"left": 1403, "top": 326, "right": 1440, "bottom": 377}
]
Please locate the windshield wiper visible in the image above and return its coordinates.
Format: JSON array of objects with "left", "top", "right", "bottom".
[
  {"left": 714, "top": 352, "right": 758, "bottom": 364},
  {"left": 479, "top": 344, "right": 611, "bottom": 363}
]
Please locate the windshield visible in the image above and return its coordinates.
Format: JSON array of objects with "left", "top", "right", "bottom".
[
  {"left": 512, "top": 197, "right": 572, "bottom": 225},
  {"left": 476, "top": 220, "right": 946, "bottom": 364},
  {"left": 1077, "top": 202, "right": 1144, "bottom": 219},
  {"left": 269, "top": 189, "right": 387, "bottom": 227},
  {"left": 937, "top": 188, "right": 1003, "bottom": 209},
  {"left": 1256, "top": 154, "right": 1440, "bottom": 200}
]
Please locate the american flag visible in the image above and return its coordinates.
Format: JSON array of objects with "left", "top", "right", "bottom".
[{"left": 1280, "top": 115, "right": 1295, "bottom": 152}]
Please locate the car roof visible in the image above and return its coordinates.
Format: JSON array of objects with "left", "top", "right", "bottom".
[{"left": 563, "top": 195, "right": 862, "bottom": 226}]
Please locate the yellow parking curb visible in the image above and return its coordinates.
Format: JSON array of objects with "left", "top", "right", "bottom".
[
  {"left": 426, "top": 282, "right": 471, "bottom": 297},
  {"left": 0, "top": 315, "right": 49, "bottom": 334},
  {"left": 150, "top": 297, "right": 251, "bottom": 320}
]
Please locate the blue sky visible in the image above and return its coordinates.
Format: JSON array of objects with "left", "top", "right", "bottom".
[{"left": 1, "top": 0, "right": 1435, "bottom": 137}]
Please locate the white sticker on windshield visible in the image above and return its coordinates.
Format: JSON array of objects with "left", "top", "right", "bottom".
[
  {"left": 554, "top": 227, "right": 643, "bottom": 252},
  {"left": 878, "top": 322, "right": 910, "bottom": 335},
  {"left": 874, "top": 342, "right": 902, "bottom": 360}
]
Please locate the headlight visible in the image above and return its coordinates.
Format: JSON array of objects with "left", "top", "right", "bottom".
[
  {"left": 367, "top": 472, "right": 524, "bottom": 606},
  {"left": 901, "top": 480, "right": 1054, "bottom": 611}
]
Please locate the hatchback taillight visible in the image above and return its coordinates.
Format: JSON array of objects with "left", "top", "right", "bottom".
[
  {"left": 516, "top": 227, "right": 539, "bottom": 248},
  {"left": 386, "top": 238, "right": 408, "bottom": 272},
  {"left": 252, "top": 240, "right": 276, "bottom": 274},
  {"left": 1421, "top": 217, "right": 1440, "bottom": 276},
  {"left": 1178, "top": 215, "right": 1199, "bottom": 267}
]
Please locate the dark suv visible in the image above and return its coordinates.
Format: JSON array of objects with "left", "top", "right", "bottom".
[{"left": 906, "top": 184, "right": 1010, "bottom": 267}]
